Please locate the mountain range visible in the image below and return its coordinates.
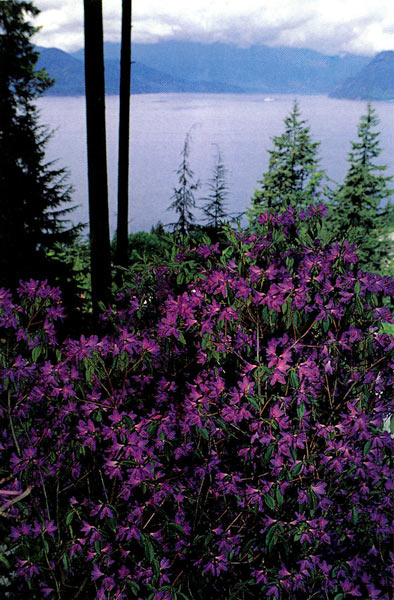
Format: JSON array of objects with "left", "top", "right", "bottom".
[
  {"left": 330, "top": 51, "right": 394, "bottom": 100},
  {"left": 36, "top": 45, "right": 244, "bottom": 95},
  {"left": 34, "top": 41, "right": 392, "bottom": 99}
]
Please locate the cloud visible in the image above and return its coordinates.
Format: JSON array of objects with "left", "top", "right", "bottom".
[{"left": 33, "top": 0, "right": 394, "bottom": 56}]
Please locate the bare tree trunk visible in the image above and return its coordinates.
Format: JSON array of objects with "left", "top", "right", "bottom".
[
  {"left": 116, "top": 0, "right": 132, "bottom": 268},
  {"left": 83, "top": 0, "right": 111, "bottom": 315}
]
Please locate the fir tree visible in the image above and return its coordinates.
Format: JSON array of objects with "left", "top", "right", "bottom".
[
  {"left": 201, "top": 148, "right": 229, "bottom": 231},
  {"left": 0, "top": 0, "right": 78, "bottom": 288},
  {"left": 167, "top": 132, "right": 200, "bottom": 236},
  {"left": 251, "top": 101, "right": 324, "bottom": 215},
  {"left": 329, "top": 103, "right": 393, "bottom": 272}
]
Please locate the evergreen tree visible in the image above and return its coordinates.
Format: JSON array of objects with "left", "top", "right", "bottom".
[
  {"left": 251, "top": 101, "right": 324, "bottom": 215},
  {"left": 329, "top": 103, "right": 393, "bottom": 272},
  {"left": 201, "top": 148, "right": 229, "bottom": 231},
  {"left": 0, "top": 0, "right": 78, "bottom": 288},
  {"left": 167, "top": 132, "right": 200, "bottom": 236}
]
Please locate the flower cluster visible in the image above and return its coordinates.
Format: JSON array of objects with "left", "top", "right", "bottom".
[{"left": 0, "top": 208, "right": 393, "bottom": 599}]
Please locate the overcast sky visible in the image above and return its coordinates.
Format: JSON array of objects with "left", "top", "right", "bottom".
[{"left": 33, "top": 0, "right": 394, "bottom": 56}]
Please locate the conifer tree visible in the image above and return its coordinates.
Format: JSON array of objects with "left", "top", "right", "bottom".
[
  {"left": 0, "top": 0, "right": 78, "bottom": 288},
  {"left": 251, "top": 101, "right": 324, "bottom": 215},
  {"left": 201, "top": 148, "right": 229, "bottom": 231},
  {"left": 167, "top": 132, "right": 200, "bottom": 236},
  {"left": 329, "top": 103, "right": 393, "bottom": 272}
]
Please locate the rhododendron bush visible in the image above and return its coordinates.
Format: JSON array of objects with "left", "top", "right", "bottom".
[{"left": 0, "top": 206, "right": 393, "bottom": 599}]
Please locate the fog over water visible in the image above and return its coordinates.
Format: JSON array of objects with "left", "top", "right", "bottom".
[{"left": 37, "top": 93, "right": 394, "bottom": 235}]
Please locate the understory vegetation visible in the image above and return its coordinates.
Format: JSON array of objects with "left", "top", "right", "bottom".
[{"left": 1, "top": 207, "right": 394, "bottom": 599}]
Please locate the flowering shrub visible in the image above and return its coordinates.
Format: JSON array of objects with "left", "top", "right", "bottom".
[{"left": 0, "top": 206, "right": 393, "bottom": 599}]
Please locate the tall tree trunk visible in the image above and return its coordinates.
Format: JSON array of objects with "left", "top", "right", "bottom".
[
  {"left": 116, "top": 0, "right": 132, "bottom": 268},
  {"left": 83, "top": 0, "right": 112, "bottom": 315}
]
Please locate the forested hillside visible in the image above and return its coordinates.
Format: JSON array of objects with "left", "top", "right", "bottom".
[
  {"left": 331, "top": 51, "right": 394, "bottom": 100},
  {"left": 37, "top": 41, "right": 370, "bottom": 96}
]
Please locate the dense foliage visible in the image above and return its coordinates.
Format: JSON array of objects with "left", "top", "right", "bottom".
[
  {"left": 0, "top": 0, "right": 79, "bottom": 289},
  {"left": 1, "top": 207, "right": 393, "bottom": 599},
  {"left": 329, "top": 103, "right": 393, "bottom": 272},
  {"left": 250, "top": 101, "right": 324, "bottom": 215}
]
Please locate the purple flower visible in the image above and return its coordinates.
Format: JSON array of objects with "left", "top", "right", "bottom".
[
  {"left": 91, "top": 563, "right": 105, "bottom": 581},
  {"left": 311, "top": 482, "right": 327, "bottom": 497}
]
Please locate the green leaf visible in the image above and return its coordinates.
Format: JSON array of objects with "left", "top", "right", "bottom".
[
  {"left": 0, "top": 554, "right": 11, "bottom": 569},
  {"left": 107, "top": 516, "right": 117, "bottom": 533},
  {"left": 264, "top": 494, "right": 275, "bottom": 510},
  {"left": 248, "top": 396, "right": 260, "bottom": 411},
  {"left": 351, "top": 506, "right": 359, "bottom": 525},
  {"left": 363, "top": 441, "right": 372, "bottom": 456},
  {"left": 356, "top": 296, "right": 364, "bottom": 313},
  {"left": 276, "top": 487, "right": 284, "bottom": 507},
  {"left": 354, "top": 282, "right": 361, "bottom": 295},
  {"left": 370, "top": 293, "right": 378, "bottom": 307},
  {"left": 94, "top": 540, "right": 101, "bottom": 555},
  {"left": 308, "top": 489, "right": 318, "bottom": 510},
  {"left": 265, "top": 524, "right": 276, "bottom": 547},
  {"left": 143, "top": 536, "right": 155, "bottom": 562},
  {"left": 265, "top": 524, "right": 278, "bottom": 553},
  {"left": 170, "top": 522, "right": 186, "bottom": 536},
  {"left": 199, "top": 428, "right": 209, "bottom": 441},
  {"left": 32, "top": 345, "right": 42, "bottom": 362},
  {"left": 62, "top": 553, "right": 69, "bottom": 572},
  {"left": 152, "top": 558, "right": 161, "bottom": 578},
  {"left": 126, "top": 580, "right": 140, "bottom": 596},
  {"left": 65, "top": 511, "right": 74, "bottom": 525},
  {"left": 264, "top": 445, "right": 274, "bottom": 463},
  {"left": 291, "top": 462, "right": 303, "bottom": 476},
  {"left": 289, "top": 370, "right": 299, "bottom": 388},
  {"left": 297, "top": 403, "right": 305, "bottom": 420}
]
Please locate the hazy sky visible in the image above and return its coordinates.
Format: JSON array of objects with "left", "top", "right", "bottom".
[{"left": 33, "top": 0, "right": 394, "bottom": 56}]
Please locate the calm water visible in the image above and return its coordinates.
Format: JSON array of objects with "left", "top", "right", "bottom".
[{"left": 37, "top": 94, "right": 394, "bottom": 235}]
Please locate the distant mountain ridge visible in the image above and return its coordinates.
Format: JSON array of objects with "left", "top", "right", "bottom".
[
  {"left": 36, "top": 46, "right": 242, "bottom": 95},
  {"left": 36, "top": 41, "right": 372, "bottom": 97},
  {"left": 330, "top": 51, "right": 394, "bottom": 100},
  {"left": 36, "top": 47, "right": 85, "bottom": 95},
  {"left": 127, "top": 41, "right": 370, "bottom": 94}
]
